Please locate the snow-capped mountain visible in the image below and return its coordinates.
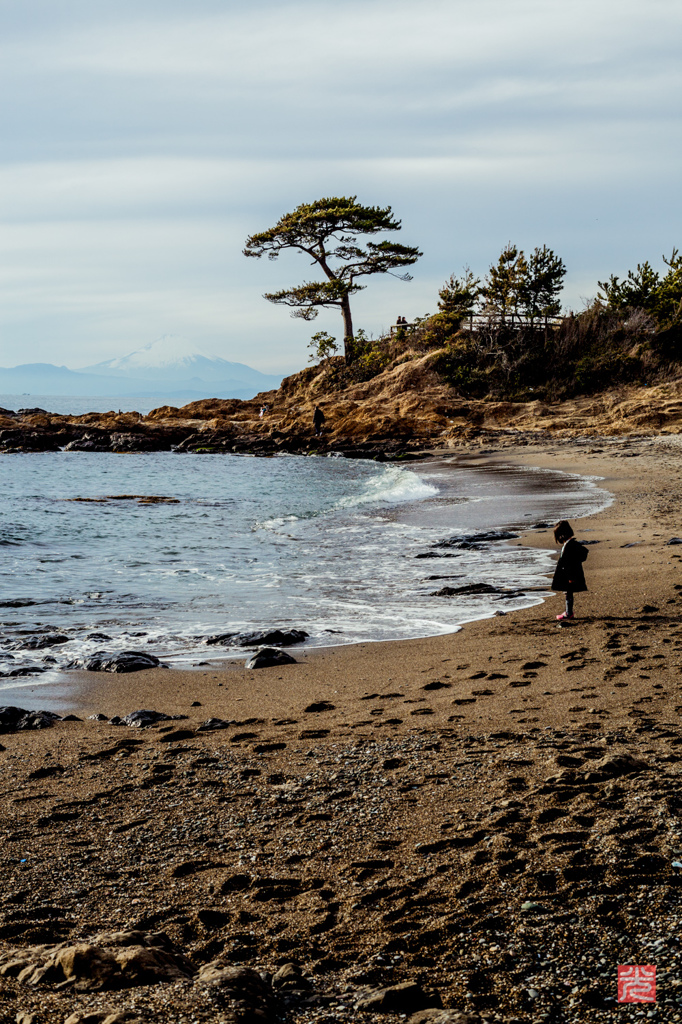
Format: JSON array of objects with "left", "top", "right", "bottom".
[
  {"left": 0, "top": 338, "right": 284, "bottom": 401},
  {"left": 81, "top": 336, "right": 282, "bottom": 389}
]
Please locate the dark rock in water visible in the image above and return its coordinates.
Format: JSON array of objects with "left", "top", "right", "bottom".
[
  {"left": 354, "top": 980, "right": 442, "bottom": 1013},
  {"left": 0, "top": 429, "right": 61, "bottom": 453},
  {"left": 109, "top": 432, "right": 157, "bottom": 453},
  {"left": 0, "top": 664, "right": 47, "bottom": 677},
  {"left": 8, "top": 634, "right": 70, "bottom": 650},
  {"left": 121, "top": 709, "right": 184, "bottom": 728},
  {"left": 75, "top": 650, "right": 162, "bottom": 673},
  {"left": 0, "top": 707, "right": 60, "bottom": 733},
  {"left": 63, "top": 434, "right": 111, "bottom": 452},
  {"left": 414, "top": 552, "right": 457, "bottom": 559},
  {"left": 198, "top": 718, "right": 233, "bottom": 731},
  {"left": 245, "top": 647, "right": 297, "bottom": 669},
  {"left": 431, "top": 582, "right": 524, "bottom": 598},
  {"left": 86, "top": 632, "right": 113, "bottom": 641},
  {"left": 206, "top": 628, "right": 308, "bottom": 647},
  {"left": 433, "top": 529, "right": 519, "bottom": 551}
]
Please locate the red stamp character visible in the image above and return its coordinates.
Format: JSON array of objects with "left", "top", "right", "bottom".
[{"left": 618, "top": 965, "right": 656, "bottom": 1003}]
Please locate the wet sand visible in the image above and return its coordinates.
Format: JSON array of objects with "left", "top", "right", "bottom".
[{"left": 2, "top": 436, "right": 682, "bottom": 1024}]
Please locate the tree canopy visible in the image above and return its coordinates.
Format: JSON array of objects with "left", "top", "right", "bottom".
[
  {"left": 480, "top": 243, "right": 565, "bottom": 320},
  {"left": 598, "top": 249, "right": 682, "bottom": 326},
  {"left": 243, "top": 196, "right": 421, "bottom": 362}
]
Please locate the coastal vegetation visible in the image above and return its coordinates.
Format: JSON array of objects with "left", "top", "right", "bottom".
[
  {"left": 243, "top": 196, "right": 681, "bottom": 403},
  {"left": 293, "top": 243, "right": 682, "bottom": 403}
]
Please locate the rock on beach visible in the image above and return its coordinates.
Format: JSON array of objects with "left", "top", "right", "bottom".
[
  {"left": 70, "top": 651, "right": 163, "bottom": 673},
  {"left": 245, "top": 647, "right": 298, "bottom": 669}
]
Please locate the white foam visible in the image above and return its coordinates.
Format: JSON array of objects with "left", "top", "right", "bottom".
[
  {"left": 336, "top": 464, "right": 438, "bottom": 509},
  {"left": 257, "top": 465, "right": 437, "bottom": 531}
]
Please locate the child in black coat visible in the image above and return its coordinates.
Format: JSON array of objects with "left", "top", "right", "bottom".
[{"left": 552, "top": 520, "right": 588, "bottom": 621}]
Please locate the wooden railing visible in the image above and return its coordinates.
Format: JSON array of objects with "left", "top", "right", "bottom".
[{"left": 390, "top": 314, "right": 564, "bottom": 336}]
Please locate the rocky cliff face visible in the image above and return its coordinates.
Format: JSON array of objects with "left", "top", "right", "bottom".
[{"left": 2, "top": 351, "right": 682, "bottom": 455}]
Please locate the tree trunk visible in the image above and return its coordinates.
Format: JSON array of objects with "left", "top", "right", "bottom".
[{"left": 341, "top": 295, "right": 354, "bottom": 364}]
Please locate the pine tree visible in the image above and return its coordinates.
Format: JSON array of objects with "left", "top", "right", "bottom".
[
  {"left": 524, "top": 245, "right": 566, "bottom": 320},
  {"left": 244, "top": 197, "right": 421, "bottom": 363},
  {"left": 480, "top": 244, "right": 528, "bottom": 320}
]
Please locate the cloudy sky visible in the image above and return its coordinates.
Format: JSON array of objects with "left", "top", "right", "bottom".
[{"left": 0, "top": 0, "right": 680, "bottom": 374}]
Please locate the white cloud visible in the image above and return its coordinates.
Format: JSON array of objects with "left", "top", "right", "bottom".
[{"left": 0, "top": 0, "right": 680, "bottom": 369}]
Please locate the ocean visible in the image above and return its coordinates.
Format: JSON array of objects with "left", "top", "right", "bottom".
[
  {"left": 0, "top": 394, "right": 189, "bottom": 416},
  {"left": 0, "top": 451, "right": 611, "bottom": 692}
]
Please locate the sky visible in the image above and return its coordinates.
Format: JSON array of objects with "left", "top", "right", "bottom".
[{"left": 0, "top": 0, "right": 680, "bottom": 375}]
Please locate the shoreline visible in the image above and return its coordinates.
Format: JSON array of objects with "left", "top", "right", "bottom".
[
  {"left": 0, "top": 449, "right": 610, "bottom": 695},
  {"left": 45, "top": 436, "right": 654, "bottom": 725},
  {"left": 2, "top": 434, "right": 682, "bottom": 1023}
]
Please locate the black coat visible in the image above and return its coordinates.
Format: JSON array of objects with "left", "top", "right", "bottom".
[{"left": 551, "top": 537, "right": 588, "bottom": 593}]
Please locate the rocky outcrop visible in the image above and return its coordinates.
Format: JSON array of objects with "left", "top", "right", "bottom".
[
  {"left": 2, "top": 353, "right": 682, "bottom": 455},
  {"left": 1, "top": 930, "right": 195, "bottom": 990}
]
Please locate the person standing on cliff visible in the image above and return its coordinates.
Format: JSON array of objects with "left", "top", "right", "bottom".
[
  {"left": 552, "top": 520, "right": 588, "bottom": 621},
  {"left": 313, "top": 406, "right": 325, "bottom": 436}
]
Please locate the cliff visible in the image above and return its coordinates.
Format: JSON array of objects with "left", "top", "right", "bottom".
[{"left": 2, "top": 349, "right": 682, "bottom": 456}]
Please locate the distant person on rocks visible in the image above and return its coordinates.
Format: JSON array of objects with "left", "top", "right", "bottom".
[
  {"left": 259, "top": 404, "right": 268, "bottom": 418},
  {"left": 313, "top": 406, "right": 325, "bottom": 436},
  {"left": 552, "top": 520, "right": 588, "bottom": 621}
]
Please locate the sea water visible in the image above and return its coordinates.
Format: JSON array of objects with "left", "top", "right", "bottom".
[
  {"left": 0, "top": 452, "right": 611, "bottom": 684},
  {"left": 0, "top": 394, "right": 190, "bottom": 417}
]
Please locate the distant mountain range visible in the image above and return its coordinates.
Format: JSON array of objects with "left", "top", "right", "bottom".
[{"left": 0, "top": 337, "right": 283, "bottom": 400}]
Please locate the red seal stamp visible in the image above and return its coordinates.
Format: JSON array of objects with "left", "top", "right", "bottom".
[{"left": 618, "top": 965, "right": 656, "bottom": 1003}]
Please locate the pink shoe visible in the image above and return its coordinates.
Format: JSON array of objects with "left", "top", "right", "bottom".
[{"left": 556, "top": 612, "right": 575, "bottom": 621}]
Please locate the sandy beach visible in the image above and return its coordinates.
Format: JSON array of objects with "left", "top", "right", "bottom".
[{"left": 2, "top": 435, "right": 682, "bottom": 1024}]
